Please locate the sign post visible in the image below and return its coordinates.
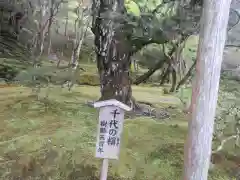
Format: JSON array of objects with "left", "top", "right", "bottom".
[{"left": 94, "top": 99, "right": 131, "bottom": 180}]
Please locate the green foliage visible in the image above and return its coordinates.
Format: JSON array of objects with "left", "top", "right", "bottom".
[
  {"left": 13, "top": 63, "right": 100, "bottom": 88},
  {"left": 134, "top": 0, "right": 170, "bottom": 13},
  {"left": 213, "top": 79, "right": 240, "bottom": 150},
  {"left": 163, "top": 87, "right": 169, "bottom": 94},
  {"left": 0, "top": 34, "right": 31, "bottom": 61},
  {"left": 15, "top": 66, "right": 57, "bottom": 86},
  {"left": 0, "top": 64, "right": 19, "bottom": 82},
  {"left": 125, "top": 0, "right": 141, "bottom": 17}
]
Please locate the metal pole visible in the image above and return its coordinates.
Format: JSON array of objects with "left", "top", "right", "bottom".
[{"left": 100, "top": 159, "right": 109, "bottom": 180}]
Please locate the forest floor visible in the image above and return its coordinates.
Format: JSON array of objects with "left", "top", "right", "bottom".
[{"left": 0, "top": 83, "right": 239, "bottom": 180}]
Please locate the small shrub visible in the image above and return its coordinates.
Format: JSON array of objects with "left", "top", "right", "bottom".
[
  {"left": 163, "top": 87, "right": 169, "bottom": 94},
  {"left": 77, "top": 73, "right": 100, "bottom": 86}
]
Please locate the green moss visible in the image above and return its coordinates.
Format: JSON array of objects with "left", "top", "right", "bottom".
[
  {"left": 77, "top": 73, "right": 100, "bottom": 86},
  {"left": 0, "top": 85, "right": 236, "bottom": 179}
]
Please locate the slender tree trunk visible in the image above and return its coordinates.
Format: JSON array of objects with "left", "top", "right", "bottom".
[
  {"left": 134, "top": 59, "right": 166, "bottom": 85},
  {"left": 92, "top": 0, "right": 132, "bottom": 105},
  {"left": 133, "top": 59, "right": 138, "bottom": 71},
  {"left": 47, "top": 1, "right": 54, "bottom": 55},
  {"left": 57, "top": 58, "right": 62, "bottom": 67},
  {"left": 133, "top": 37, "right": 186, "bottom": 85},
  {"left": 71, "top": 42, "right": 81, "bottom": 69},
  {"left": 183, "top": 1, "right": 231, "bottom": 180},
  {"left": 33, "top": 0, "right": 48, "bottom": 61},
  {"left": 63, "top": 15, "right": 69, "bottom": 55},
  {"left": 70, "top": 6, "right": 85, "bottom": 69},
  {"left": 68, "top": 20, "right": 90, "bottom": 90},
  {"left": 176, "top": 60, "right": 196, "bottom": 91},
  {"left": 71, "top": 20, "right": 89, "bottom": 71},
  {"left": 160, "top": 64, "right": 170, "bottom": 85},
  {"left": 64, "top": 16, "right": 68, "bottom": 36},
  {"left": 170, "top": 66, "right": 177, "bottom": 92}
]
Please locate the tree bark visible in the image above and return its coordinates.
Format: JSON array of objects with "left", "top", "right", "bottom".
[
  {"left": 170, "top": 66, "right": 177, "bottom": 92},
  {"left": 33, "top": 1, "right": 48, "bottom": 62},
  {"left": 92, "top": 0, "right": 132, "bottom": 105},
  {"left": 70, "top": 7, "right": 83, "bottom": 68},
  {"left": 68, "top": 20, "right": 90, "bottom": 90},
  {"left": 47, "top": 0, "right": 54, "bottom": 55},
  {"left": 160, "top": 64, "right": 170, "bottom": 85},
  {"left": 133, "top": 59, "right": 138, "bottom": 72},
  {"left": 183, "top": 1, "right": 232, "bottom": 180}
]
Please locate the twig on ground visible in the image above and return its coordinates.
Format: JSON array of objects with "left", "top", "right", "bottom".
[{"left": 212, "top": 128, "right": 240, "bottom": 154}]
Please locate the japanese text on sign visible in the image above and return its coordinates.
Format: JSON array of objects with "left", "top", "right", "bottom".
[{"left": 95, "top": 106, "right": 124, "bottom": 159}]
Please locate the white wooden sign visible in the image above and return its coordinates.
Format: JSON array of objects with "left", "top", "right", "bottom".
[
  {"left": 95, "top": 106, "right": 124, "bottom": 159},
  {"left": 94, "top": 99, "right": 131, "bottom": 160},
  {"left": 94, "top": 99, "right": 131, "bottom": 180}
]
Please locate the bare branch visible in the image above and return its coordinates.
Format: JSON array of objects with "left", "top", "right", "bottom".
[
  {"left": 212, "top": 134, "right": 239, "bottom": 154},
  {"left": 228, "top": 8, "right": 240, "bottom": 31},
  {"left": 225, "top": 44, "right": 240, "bottom": 48},
  {"left": 152, "top": 0, "right": 176, "bottom": 14}
]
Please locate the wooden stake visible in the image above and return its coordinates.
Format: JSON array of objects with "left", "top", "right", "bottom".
[{"left": 100, "top": 159, "right": 109, "bottom": 180}]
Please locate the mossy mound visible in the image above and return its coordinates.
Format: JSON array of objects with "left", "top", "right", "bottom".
[{"left": 77, "top": 73, "right": 100, "bottom": 86}]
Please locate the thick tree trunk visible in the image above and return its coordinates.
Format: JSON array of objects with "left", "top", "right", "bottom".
[
  {"left": 92, "top": 0, "right": 132, "bottom": 105},
  {"left": 183, "top": 1, "right": 231, "bottom": 180}
]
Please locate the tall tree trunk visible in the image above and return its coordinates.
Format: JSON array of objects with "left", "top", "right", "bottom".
[
  {"left": 33, "top": 3, "right": 47, "bottom": 64},
  {"left": 63, "top": 15, "right": 69, "bottom": 54},
  {"left": 70, "top": 3, "right": 91, "bottom": 70},
  {"left": 92, "top": 0, "right": 132, "bottom": 105},
  {"left": 183, "top": 1, "right": 231, "bottom": 180},
  {"left": 68, "top": 20, "right": 90, "bottom": 90},
  {"left": 70, "top": 17, "right": 89, "bottom": 70},
  {"left": 70, "top": 11, "right": 82, "bottom": 68},
  {"left": 47, "top": 0, "right": 54, "bottom": 55}
]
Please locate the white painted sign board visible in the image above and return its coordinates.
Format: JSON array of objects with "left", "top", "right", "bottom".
[
  {"left": 95, "top": 106, "right": 124, "bottom": 159},
  {"left": 94, "top": 99, "right": 131, "bottom": 160}
]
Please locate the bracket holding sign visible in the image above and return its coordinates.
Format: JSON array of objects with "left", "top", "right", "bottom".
[{"left": 94, "top": 99, "right": 131, "bottom": 180}]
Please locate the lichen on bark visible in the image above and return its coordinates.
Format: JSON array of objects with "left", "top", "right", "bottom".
[{"left": 92, "top": 0, "right": 132, "bottom": 105}]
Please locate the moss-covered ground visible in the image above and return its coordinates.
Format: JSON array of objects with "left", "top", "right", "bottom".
[{"left": 0, "top": 83, "right": 238, "bottom": 180}]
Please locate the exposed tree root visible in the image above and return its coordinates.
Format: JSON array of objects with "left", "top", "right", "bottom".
[{"left": 85, "top": 97, "right": 170, "bottom": 120}]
